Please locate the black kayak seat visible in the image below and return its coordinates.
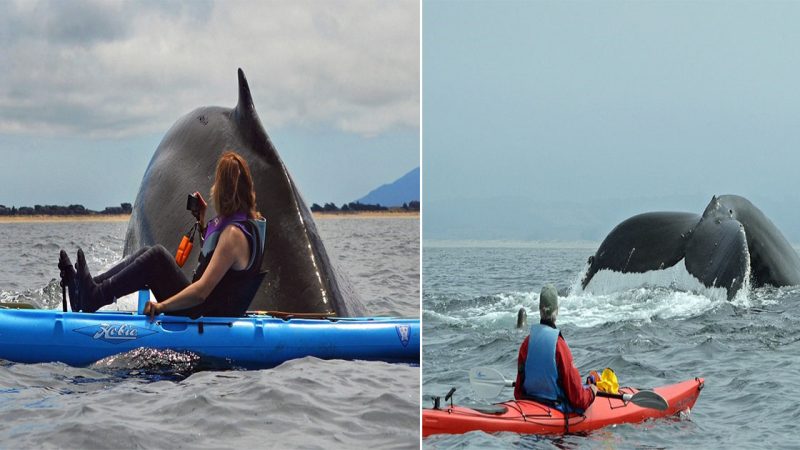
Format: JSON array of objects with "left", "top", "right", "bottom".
[{"left": 470, "top": 404, "right": 508, "bottom": 415}]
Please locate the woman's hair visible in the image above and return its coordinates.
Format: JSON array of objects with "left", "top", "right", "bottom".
[{"left": 210, "top": 151, "right": 260, "bottom": 219}]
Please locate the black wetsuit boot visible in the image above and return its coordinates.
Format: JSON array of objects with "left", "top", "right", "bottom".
[
  {"left": 58, "top": 250, "right": 80, "bottom": 311},
  {"left": 75, "top": 249, "right": 110, "bottom": 313}
]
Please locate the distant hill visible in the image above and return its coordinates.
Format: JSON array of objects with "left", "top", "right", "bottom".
[{"left": 357, "top": 167, "right": 419, "bottom": 207}]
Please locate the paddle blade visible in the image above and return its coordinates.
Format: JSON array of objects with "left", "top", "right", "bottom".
[
  {"left": 629, "top": 390, "right": 669, "bottom": 411},
  {"left": 469, "top": 367, "right": 509, "bottom": 400},
  {"left": 597, "top": 389, "right": 669, "bottom": 411}
]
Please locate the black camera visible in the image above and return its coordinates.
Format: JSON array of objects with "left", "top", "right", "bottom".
[{"left": 186, "top": 193, "right": 201, "bottom": 214}]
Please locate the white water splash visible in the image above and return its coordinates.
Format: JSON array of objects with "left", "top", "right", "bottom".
[
  {"left": 431, "top": 286, "right": 726, "bottom": 331},
  {"left": 559, "top": 288, "right": 721, "bottom": 328},
  {"left": 577, "top": 258, "right": 728, "bottom": 298},
  {"left": 433, "top": 259, "right": 759, "bottom": 330},
  {"left": 554, "top": 257, "right": 753, "bottom": 326}
]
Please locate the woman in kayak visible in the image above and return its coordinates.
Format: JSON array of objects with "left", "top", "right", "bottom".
[
  {"left": 57, "top": 151, "right": 267, "bottom": 318},
  {"left": 514, "top": 285, "right": 597, "bottom": 413}
]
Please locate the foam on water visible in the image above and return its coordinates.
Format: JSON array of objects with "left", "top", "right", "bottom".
[
  {"left": 557, "top": 257, "right": 753, "bottom": 326},
  {"left": 427, "top": 287, "right": 726, "bottom": 331},
  {"left": 425, "top": 259, "right": 761, "bottom": 330},
  {"left": 560, "top": 288, "right": 720, "bottom": 328},
  {"left": 577, "top": 258, "right": 727, "bottom": 298},
  {"left": 433, "top": 250, "right": 792, "bottom": 332}
]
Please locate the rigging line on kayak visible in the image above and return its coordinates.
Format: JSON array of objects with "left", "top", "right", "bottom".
[
  {"left": 508, "top": 401, "right": 525, "bottom": 421},
  {"left": 604, "top": 388, "right": 641, "bottom": 411},
  {"left": 510, "top": 400, "right": 557, "bottom": 421},
  {"left": 604, "top": 394, "right": 625, "bottom": 411}
]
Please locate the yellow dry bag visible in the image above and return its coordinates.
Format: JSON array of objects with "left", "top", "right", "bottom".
[{"left": 596, "top": 367, "right": 619, "bottom": 394}]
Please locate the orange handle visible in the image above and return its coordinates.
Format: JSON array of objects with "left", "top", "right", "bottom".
[{"left": 175, "top": 235, "right": 193, "bottom": 267}]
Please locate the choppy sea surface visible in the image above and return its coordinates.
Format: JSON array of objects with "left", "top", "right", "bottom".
[
  {"left": 423, "top": 240, "right": 800, "bottom": 449},
  {"left": 0, "top": 217, "right": 420, "bottom": 449}
]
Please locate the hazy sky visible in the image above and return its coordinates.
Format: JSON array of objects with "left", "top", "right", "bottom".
[
  {"left": 424, "top": 1, "right": 800, "bottom": 238},
  {"left": 0, "top": 0, "right": 419, "bottom": 210}
]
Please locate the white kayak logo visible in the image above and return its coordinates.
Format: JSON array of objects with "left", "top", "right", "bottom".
[
  {"left": 396, "top": 325, "right": 411, "bottom": 348},
  {"left": 74, "top": 323, "right": 157, "bottom": 344}
]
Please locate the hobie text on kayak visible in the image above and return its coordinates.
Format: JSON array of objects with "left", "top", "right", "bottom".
[{"left": 74, "top": 323, "right": 158, "bottom": 344}]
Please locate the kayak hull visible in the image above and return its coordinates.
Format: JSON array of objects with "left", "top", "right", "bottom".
[
  {"left": 423, "top": 378, "right": 704, "bottom": 437},
  {"left": 0, "top": 309, "right": 419, "bottom": 368}
]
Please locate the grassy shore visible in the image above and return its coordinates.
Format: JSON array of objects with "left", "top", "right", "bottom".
[{"left": 0, "top": 210, "right": 419, "bottom": 223}]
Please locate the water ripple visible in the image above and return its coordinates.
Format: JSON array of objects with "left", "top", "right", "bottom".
[{"left": 0, "top": 218, "right": 419, "bottom": 448}]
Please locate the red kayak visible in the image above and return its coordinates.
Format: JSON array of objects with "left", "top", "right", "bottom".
[{"left": 423, "top": 378, "right": 704, "bottom": 437}]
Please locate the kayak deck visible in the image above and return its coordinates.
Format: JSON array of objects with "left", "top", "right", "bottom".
[
  {"left": 423, "top": 378, "right": 704, "bottom": 437},
  {"left": 0, "top": 309, "right": 419, "bottom": 369}
]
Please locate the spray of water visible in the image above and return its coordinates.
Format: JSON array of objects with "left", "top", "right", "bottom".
[{"left": 430, "top": 259, "right": 764, "bottom": 330}]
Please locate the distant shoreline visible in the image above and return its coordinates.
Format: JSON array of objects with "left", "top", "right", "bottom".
[
  {"left": 314, "top": 210, "right": 419, "bottom": 219},
  {"left": 0, "top": 214, "right": 131, "bottom": 223},
  {"left": 0, "top": 210, "right": 419, "bottom": 223}
]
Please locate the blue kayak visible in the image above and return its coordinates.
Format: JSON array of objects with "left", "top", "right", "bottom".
[{"left": 0, "top": 308, "right": 419, "bottom": 368}]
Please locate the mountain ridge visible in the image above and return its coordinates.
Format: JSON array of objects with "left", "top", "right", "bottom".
[{"left": 356, "top": 167, "right": 420, "bottom": 207}]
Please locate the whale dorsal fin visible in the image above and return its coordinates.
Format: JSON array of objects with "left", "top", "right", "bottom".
[{"left": 233, "top": 68, "right": 278, "bottom": 164}]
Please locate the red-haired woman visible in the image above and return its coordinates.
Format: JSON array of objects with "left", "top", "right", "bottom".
[{"left": 57, "top": 151, "right": 266, "bottom": 318}]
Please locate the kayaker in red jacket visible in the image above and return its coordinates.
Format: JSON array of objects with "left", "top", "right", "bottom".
[{"left": 514, "top": 285, "right": 597, "bottom": 413}]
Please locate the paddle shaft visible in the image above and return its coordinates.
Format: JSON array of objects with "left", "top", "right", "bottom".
[
  {"left": 596, "top": 391, "right": 629, "bottom": 401},
  {"left": 597, "top": 389, "right": 668, "bottom": 410}
]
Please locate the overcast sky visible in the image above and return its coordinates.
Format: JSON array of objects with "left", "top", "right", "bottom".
[
  {"left": 0, "top": 0, "right": 419, "bottom": 209},
  {"left": 424, "top": 1, "right": 800, "bottom": 240}
]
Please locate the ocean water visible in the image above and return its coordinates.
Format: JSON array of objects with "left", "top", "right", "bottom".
[
  {"left": 422, "top": 241, "right": 800, "bottom": 449},
  {"left": 0, "top": 217, "right": 420, "bottom": 449}
]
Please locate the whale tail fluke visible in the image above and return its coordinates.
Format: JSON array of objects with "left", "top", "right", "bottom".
[
  {"left": 582, "top": 194, "right": 800, "bottom": 300},
  {"left": 581, "top": 212, "right": 700, "bottom": 289}
]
